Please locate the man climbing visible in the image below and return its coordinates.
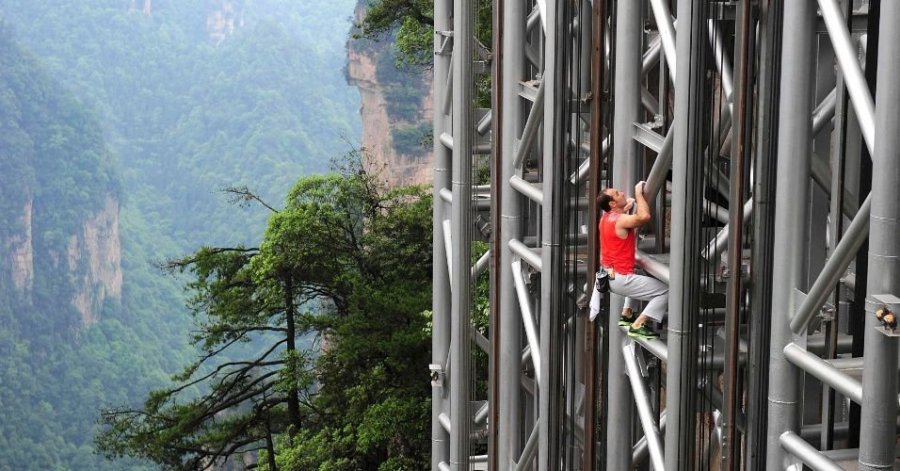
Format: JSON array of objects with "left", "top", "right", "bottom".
[{"left": 597, "top": 181, "right": 668, "bottom": 339}]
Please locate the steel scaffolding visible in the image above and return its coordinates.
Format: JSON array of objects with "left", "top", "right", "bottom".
[{"left": 432, "top": 0, "right": 900, "bottom": 469}]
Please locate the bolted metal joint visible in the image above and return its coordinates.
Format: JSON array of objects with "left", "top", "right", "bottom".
[
  {"left": 430, "top": 363, "right": 446, "bottom": 388},
  {"left": 870, "top": 294, "right": 900, "bottom": 337}
]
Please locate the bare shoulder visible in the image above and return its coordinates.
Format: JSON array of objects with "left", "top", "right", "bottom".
[{"left": 615, "top": 212, "right": 650, "bottom": 230}]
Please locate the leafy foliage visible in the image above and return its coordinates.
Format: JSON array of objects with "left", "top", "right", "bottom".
[
  {"left": 0, "top": 24, "right": 191, "bottom": 470},
  {"left": 354, "top": 0, "right": 493, "bottom": 68},
  {"left": 0, "top": 2, "right": 363, "bottom": 469},
  {"left": 0, "top": 0, "right": 362, "bottom": 250},
  {"left": 98, "top": 155, "right": 433, "bottom": 470}
]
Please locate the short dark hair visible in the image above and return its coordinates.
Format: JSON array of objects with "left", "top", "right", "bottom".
[{"left": 597, "top": 190, "right": 614, "bottom": 212}]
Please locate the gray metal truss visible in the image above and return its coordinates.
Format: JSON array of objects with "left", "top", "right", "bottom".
[{"left": 432, "top": 0, "right": 900, "bottom": 469}]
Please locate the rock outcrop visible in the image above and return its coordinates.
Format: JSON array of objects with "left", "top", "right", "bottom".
[
  {"left": 346, "top": 6, "right": 434, "bottom": 188},
  {"left": 3, "top": 194, "right": 122, "bottom": 327},
  {"left": 66, "top": 196, "right": 123, "bottom": 325}
]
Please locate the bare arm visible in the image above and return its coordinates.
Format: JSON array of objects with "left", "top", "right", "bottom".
[{"left": 615, "top": 182, "right": 652, "bottom": 235}]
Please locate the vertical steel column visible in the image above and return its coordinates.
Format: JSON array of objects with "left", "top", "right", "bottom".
[
  {"left": 449, "top": 0, "right": 473, "bottom": 466},
  {"left": 765, "top": 0, "right": 814, "bottom": 468},
  {"left": 665, "top": 0, "right": 707, "bottom": 468},
  {"left": 746, "top": 2, "right": 783, "bottom": 468},
  {"left": 723, "top": 0, "right": 753, "bottom": 467},
  {"left": 488, "top": 0, "right": 502, "bottom": 468},
  {"left": 432, "top": 0, "right": 452, "bottom": 466},
  {"left": 538, "top": 0, "right": 562, "bottom": 467},
  {"left": 497, "top": 0, "right": 524, "bottom": 467},
  {"left": 610, "top": 0, "right": 641, "bottom": 189},
  {"left": 605, "top": 1, "right": 642, "bottom": 469},
  {"left": 583, "top": 0, "right": 606, "bottom": 467},
  {"left": 857, "top": 2, "right": 900, "bottom": 467}
]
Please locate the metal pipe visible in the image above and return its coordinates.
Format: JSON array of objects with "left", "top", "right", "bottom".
[
  {"left": 440, "top": 132, "right": 454, "bottom": 149},
  {"left": 515, "top": 426, "right": 539, "bottom": 471},
  {"left": 584, "top": 0, "right": 606, "bottom": 466},
  {"left": 538, "top": 0, "right": 564, "bottom": 463},
  {"left": 811, "top": 149, "right": 860, "bottom": 218},
  {"left": 512, "top": 260, "right": 542, "bottom": 385},
  {"left": 440, "top": 412, "right": 452, "bottom": 433},
  {"left": 859, "top": 2, "right": 900, "bottom": 466},
  {"left": 746, "top": 2, "right": 783, "bottom": 467},
  {"left": 633, "top": 410, "right": 667, "bottom": 464},
  {"left": 811, "top": 88, "right": 837, "bottom": 136},
  {"left": 708, "top": 19, "right": 734, "bottom": 102},
  {"left": 534, "top": 0, "right": 546, "bottom": 32},
  {"left": 790, "top": 195, "right": 872, "bottom": 334},
  {"left": 645, "top": 126, "right": 674, "bottom": 204},
  {"left": 702, "top": 197, "right": 754, "bottom": 260},
  {"left": 439, "top": 188, "right": 453, "bottom": 204},
  {"left": 607, "top": 1, "right": 643, "bottom": 466},
  {"left": 626, "top": 328, "right": 668, "bottom": 362},
  {"left": 783, "top": 343, "right": 862, "bottom": 404},
  {"left": 642, "top": 36, "right": 662, "bottom": 76},
  {"left": 476, "top": 110, "right": 492, "bottom": 135},
  {"left": 816, "top": 0, "right": 876, "bottom": 153},
  {"left": 472, "top": 249, "right": 490, "bottom": 279},
  {"left": 765, "top": 1, "right": 814, "bottom": 467},
  {"left": 641, "top": 87, "right": 659, "bottom": 115},
  {"left": 473, "top": 401, "right": 489, "bottom": 425},
  {"left": 509, "top": 239, "right": 542, "bottom": 271},
  {"left": 439, "top": 132, "right": 493, "bottom": 154},
  {"left": 443, "top": 219, "right": 453, "bottom": 287},
  {"left": 470, "top": 327, "right": 491, "bottom": 361},
  {"left": 635, "top": 251, "right": 671, "bottom": 284},
  {"left": 443, "top": 54, "right": 453, "bottom": 116},
  {"left": 779, "top": 432, "right": 844, "bottom": 471},
  {"left": 649, "top": 0, "right": 677, "bottom": 82},
  {"left": 665, "top": 0, "right": 708, "bottom": 466},
  {"left": 704, "top": 197, "right": 732, "bottom": 225},
  {"left": 431, "top": 0, "right": 452, "bottom": 463},
  {"left": 449, "top": 0, "right": 474, "bottom": 464},
  {"left": 526, "top": 7, "right": 540, "bottom": 33},
  {"left": 513, "top": 81, "right": 545, "bottom": 169},
  {"left": 510, "top": 175, "right": 544, "bottom": 204},
  {"left": 723, "top": 3, "right": 753, "bottom": 465},
  {"left": 497, "top": 0, "right": 526, "bottom": 466},
  {"left": 623, "top": 342, "right": 666, "bottom": 471},
  {"left": 570, "top": 136, "right": 608, "bottom": 184}
]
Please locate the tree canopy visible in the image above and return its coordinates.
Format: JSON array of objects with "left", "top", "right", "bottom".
[{"left": 97, "top": 156, "right": 433, "bottom": 470}]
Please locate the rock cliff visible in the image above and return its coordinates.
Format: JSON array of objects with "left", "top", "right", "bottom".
[
  {"left": 346, "top": 5, "right": 433, "bottom": 188},
  {"left": 3, "top": 194, "right": 122, "bottom": 327},
  {"left": 65, "top": 196, "right": 123, "bottom": 325}
]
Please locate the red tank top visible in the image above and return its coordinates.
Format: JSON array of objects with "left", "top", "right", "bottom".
[{"left": 599, "top": 211, "right": 636, "bottom": 274}]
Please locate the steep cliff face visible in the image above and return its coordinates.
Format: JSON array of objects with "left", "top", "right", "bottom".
[
  {"left": 3, "top": 196, "right": 122, "bottom": 327},
  {"left": 0, "top": 25, "right": 122, "bottom": 329},
  {"left": 65, "top": 196, "right": 123, "bottom": 325},
  {"left": 346, "top": 6, "right": 433, "bottom": 188},
  {"left": 8, "top": 200, "right": 34, "bottom": 294}
]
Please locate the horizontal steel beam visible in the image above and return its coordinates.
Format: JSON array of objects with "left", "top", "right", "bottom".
[
  {"left": 783, "top": 343, "right": 862, "bottom": 404},
  {"left": 510, "top": 175, "right": 544, "bottom": 204},
  {"left": 779, "top": 431, "right": 844, "bottom": 471}
]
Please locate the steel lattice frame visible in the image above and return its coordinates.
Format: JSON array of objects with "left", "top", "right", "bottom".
[{"left": 432, "top": 0, "right": 900, "bottom": 470}]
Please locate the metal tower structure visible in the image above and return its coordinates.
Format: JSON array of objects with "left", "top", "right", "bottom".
[{"left": 431, "top": 0, "right": 900, "bottom": 469}]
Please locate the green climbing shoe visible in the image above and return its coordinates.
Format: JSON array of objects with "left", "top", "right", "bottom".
[{"left": 627, "top": 323, "right": 659, "bottom": 339}]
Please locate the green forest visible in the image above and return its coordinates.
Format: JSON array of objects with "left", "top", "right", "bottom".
[
  {"left": 0, "top": 0, "right": 442, "bottom": 467},
  {"left": 97, "top": 157, "right": 433, "bottom": 469}
]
